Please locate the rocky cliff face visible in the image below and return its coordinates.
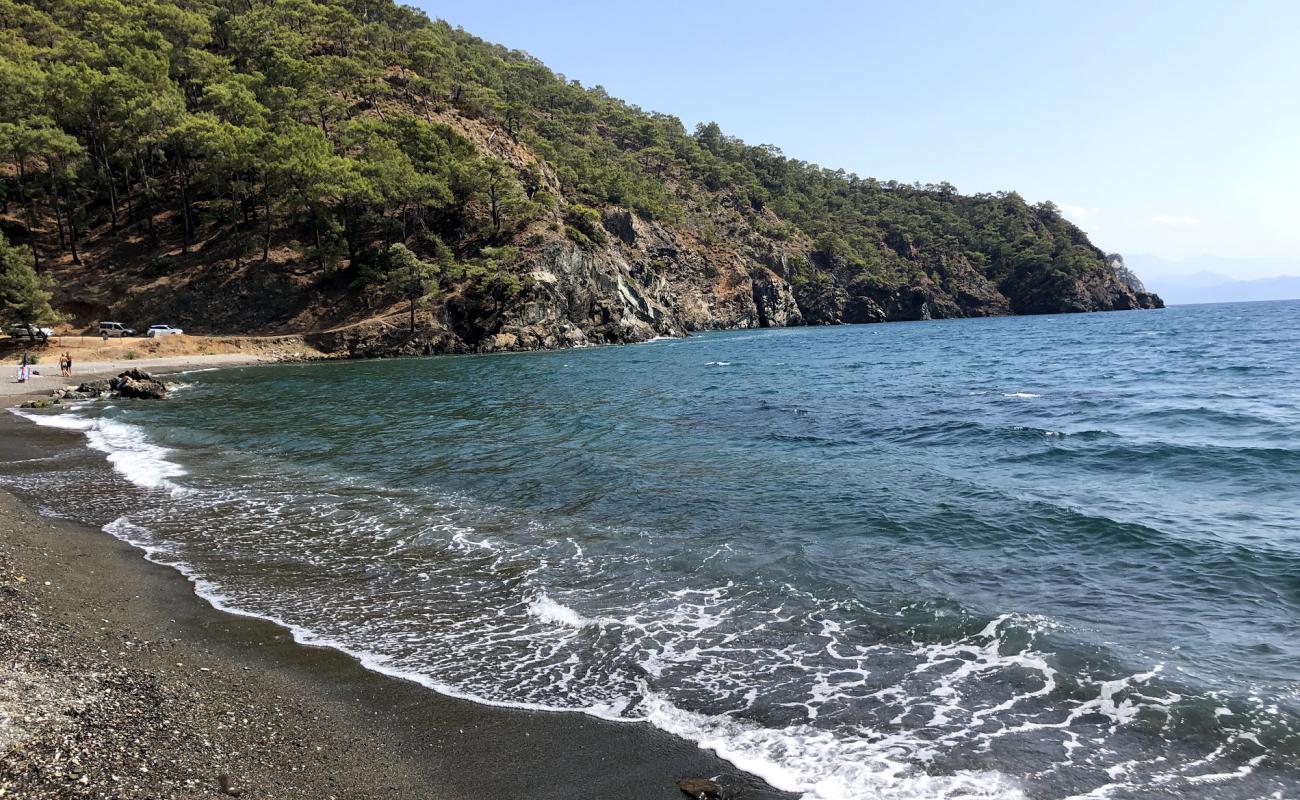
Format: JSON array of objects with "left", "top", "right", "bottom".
[
  {"left": 304, "top": 212, "right": 811, "bottom": 357},
  {"left": 424, "top": 213, "right": 1161, "bottom": 354},
  {"left": 305, "top": 205, "right": 1162, "bottom": 359},
  {"left": 63, "top": 195, "right": 1162, "bottom": 360},
  {"left": 1109, "top": 255, "right": 1163, "bottom": 309}
]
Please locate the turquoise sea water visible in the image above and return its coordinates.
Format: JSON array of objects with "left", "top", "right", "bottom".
[{"left": 9, "top": 300, "right": 1300, "bottom": 799}]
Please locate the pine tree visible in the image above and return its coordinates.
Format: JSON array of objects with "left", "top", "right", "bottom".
[{"left": 0, "top": 232, "right": 60, "bottom": 339}]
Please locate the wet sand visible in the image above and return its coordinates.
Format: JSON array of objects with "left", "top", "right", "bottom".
[{"left": 0, "top": 414, "right": 791, "bottom": 799}]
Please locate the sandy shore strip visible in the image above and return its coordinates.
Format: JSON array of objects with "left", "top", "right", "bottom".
[
  {"left": 0, "top": 414, "right": 791, "bottom": 799},
  {"left": 0, "top": 353, "right": 269, "bottom": 398}
]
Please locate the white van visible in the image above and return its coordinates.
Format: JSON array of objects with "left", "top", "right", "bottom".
[{"left": 99, "top": 321, "right": 136, "bottom": 337}]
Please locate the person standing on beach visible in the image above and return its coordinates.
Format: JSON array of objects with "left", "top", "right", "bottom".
[
  {"left": 65, "top": 352, "right": 73, "bottom": 377},
  {"left": 17, "top": 351, "right": 28, "bottom": 383}
]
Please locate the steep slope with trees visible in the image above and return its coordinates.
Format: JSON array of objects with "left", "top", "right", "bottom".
[{"left": 0, "top": 0, "right": 1162, "bottom": 356}]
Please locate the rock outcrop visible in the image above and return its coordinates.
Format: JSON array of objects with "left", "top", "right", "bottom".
[
  {"left": 22, "top": 371, "right": 169, "bottom": 408},
  {"left": 109, "top": 369, "right": 168, "bottom": 400},
  {"left": 305, "top": 213, "right": 1163, "bottom": 357},
  {"left": 751, "top": 269, "right": 804, "bottom": 327}
]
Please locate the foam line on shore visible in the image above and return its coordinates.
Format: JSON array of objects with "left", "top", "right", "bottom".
[
  {"left": 101, "top": 511, "right": 1024, "bottom": 800},
  {"left": 11, "top": 408, "right": 186, "bottom": 492}
]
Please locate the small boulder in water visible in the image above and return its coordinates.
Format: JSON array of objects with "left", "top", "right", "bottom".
[{"left": 677, "top": 777, "right": 726, "bottom": 800}]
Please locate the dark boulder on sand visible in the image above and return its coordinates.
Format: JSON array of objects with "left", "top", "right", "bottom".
[
  {"left": 110, "top": 370, "right": 168, "bottom": 400},
  {"left": 48, "top": 379, "right": 114, "bottom": 402},
  {"left": 113, "top": 378, "right": 168, "bottom": 400},
  {"left": 77, "top": 379, "right": 111, "bottom": 395}
]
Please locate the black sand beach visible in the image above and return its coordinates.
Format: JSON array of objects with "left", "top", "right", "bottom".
[{"left": 0, "top": 413, "right": 791, "bottom": 799}]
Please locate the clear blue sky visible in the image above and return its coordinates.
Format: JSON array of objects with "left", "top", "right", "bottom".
[{"left": 413, "top": 1, "right": 1300, "bottom": 278}]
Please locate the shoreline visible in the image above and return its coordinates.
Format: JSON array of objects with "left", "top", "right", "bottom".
[
  {"left": 0, "top": 352, "right": 271, "bottom": 399},
  {"left": 0, "top": 411, "right": 792, "bottom": 799}
]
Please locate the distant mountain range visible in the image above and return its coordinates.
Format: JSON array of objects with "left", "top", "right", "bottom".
[
  {"left": 1153, "top": 275, "right": 1300, "bottom": 306},
  {"left": 1124, "top": 255, "right": 1300, "bottom": 305}
]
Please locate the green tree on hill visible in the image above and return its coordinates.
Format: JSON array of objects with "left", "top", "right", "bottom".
[
  {"left": 0, "top": 232, "right": 60, "bottom": 339},
  {"left": 479, "top": 158, "right": 525, "bottom": 236},
  {"left": 384, "top": 242, "right": 443, "bottom": 335}
]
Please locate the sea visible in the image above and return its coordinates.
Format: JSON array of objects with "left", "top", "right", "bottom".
[{"left": 6, "top": 300, "right": 1300, "bottom": 800}]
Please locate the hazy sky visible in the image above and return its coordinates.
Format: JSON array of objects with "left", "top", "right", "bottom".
[{"left": 415, "top": 1, "right": 1300, "bottom": 277}]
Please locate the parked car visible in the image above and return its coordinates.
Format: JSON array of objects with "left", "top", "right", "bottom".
[
  {"left": 146, "top": 324, "right": 185, "bottom": 338},
  {"left": 8, "top": 323, "right": 53, "bottom": 341},
  {"left": 99, "top": 321, "right": 136, "bottom": 337}
]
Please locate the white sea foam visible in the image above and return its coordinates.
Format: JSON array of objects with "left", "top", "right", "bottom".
[
  {"left": 527, "top": 593, "right": 594, "bottom": 628},
  {"left": 639, "top": 691, "right": 1025, "bottom": 800},
  {"left": 706, "top": 361, "right": 733, "bottom": 366},
  {"left": 11, "top": 408, "right": 94, "bottom": 431},
  {"left": 101, "top": 513, "right": 637, "bottom": 717},
  {"left": 12, "top": 408, "right": 186, "bottom": 492},
  {"left": 85, "top": 418, "right": 186, "bottom": 491},
  {"left": 1002, "top": 392, "right": 1041, "bottom": 399}
]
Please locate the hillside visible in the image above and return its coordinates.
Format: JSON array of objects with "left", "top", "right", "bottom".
[{"left": 0, "top": 0, "right": 1162, "bottom": 357}]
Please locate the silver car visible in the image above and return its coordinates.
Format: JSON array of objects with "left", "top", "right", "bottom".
[{"left": 9, "top": 324, "right": 53, "bottom": 341}]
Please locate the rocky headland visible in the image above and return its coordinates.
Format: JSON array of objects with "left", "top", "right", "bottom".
[{"left": 2, "top": 0, "right": 1161, "bottom": 363}]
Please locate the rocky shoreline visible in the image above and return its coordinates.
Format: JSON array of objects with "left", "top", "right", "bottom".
[
  {"left": 295, "top": 232, "right": 1166, "bottom": 361},
  {"left": 19, "top": 369, "right": 171, "bottom": 409},
  {"left": 0, "top": 414, "right": 793, "bottom": 800}
]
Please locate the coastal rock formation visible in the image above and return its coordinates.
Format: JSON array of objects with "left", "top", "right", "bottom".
[
  {"left": 751, "top": 270, "right": 804, "bottom": 327},
  {"left": 111, "top": 370, "right": 168, "bottom": 400},
  {"left": 28, "top": 372, "right": 170, "bottom": 404},
  {"left": 504, "top": 241, "right": 683, "bottom": 346},
  {"left": 1109, "top": 254, "right": 1164, "bottom": 310},
  {"left": 48, "top": 380, "right": 115, "bottom": 402}
]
